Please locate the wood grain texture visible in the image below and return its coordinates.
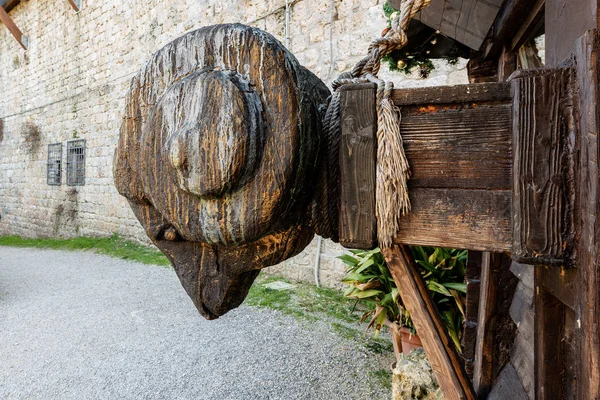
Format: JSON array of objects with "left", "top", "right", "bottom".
[
  {"left": 574, "top": 29, "right": 600, "bottom": 399},
  {"left": 473, "top": 252, "right": 494, "bottom": 397},
  {"left": 393, "top": 188, "right": 512, "bottom": 252},
  {"left": 383, "top": 245, "right": 476, "bottom": 400},
  {"left": 338, "top": 85, "right": 377, "bottom": 249},
  {"left": 392, "top": 82, "right": 511, "bottom": 105},
  {"left": 114, "top": 24, "right": 331, "bottom": 319},
  {"left": 401, "top": 104, "right": 512, "bottom": 189},
  {"left": 511, "top": 68, "right": 574, "bottom": 265}
]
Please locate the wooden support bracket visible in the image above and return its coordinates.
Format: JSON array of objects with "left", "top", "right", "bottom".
[
  {"left": 0, "top": 4, "right": 27, "bottom": 49},
  {"left": 383, "top": 245, "right": 476, "bottom": 400}
]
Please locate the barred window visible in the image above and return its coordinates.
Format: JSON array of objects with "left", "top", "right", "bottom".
[
  {"left": 47, "top": 143, "right": 62, "bottom": 185},
  {"left": 66, "top": 139, "right": 85, "bottom": 186}
]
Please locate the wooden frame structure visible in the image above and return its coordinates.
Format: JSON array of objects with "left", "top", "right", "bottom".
[{"left": 339, "top": 0, "right": 600, "bottom": 398}]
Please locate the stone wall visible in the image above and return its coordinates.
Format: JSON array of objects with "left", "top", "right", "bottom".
[{"left": 0, "top": 0, "right": 467, "bottom": 287}]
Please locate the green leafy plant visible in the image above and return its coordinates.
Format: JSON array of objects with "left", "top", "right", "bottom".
[{"left": 340, "top": 246, "right": 467, "bottom": 362}]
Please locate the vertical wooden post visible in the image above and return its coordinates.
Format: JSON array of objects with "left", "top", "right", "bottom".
[
  {"left": 511, "top": 68, "right": 572, "bottom": 265},
  {"left": 574, "top": 29, "right": 600, "bottom": 399},
  {"left": 383, "top": 245, "right": 476, "bottom": 400},
  {"left": 338, "top": 84, "right": 377, "bottom": 249},
  {"left": 534, "top": 267, "right": 565, "bottom": 399}
]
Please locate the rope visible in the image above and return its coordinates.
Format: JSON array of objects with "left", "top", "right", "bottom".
[{"left": 321, "top": 0, "right": 430, "bottom": 247}]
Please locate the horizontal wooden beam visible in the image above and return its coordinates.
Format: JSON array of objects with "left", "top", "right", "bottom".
[
  {"left": 0, "top": 4, "right": 27, "bottom": 49},
  {"left": 339, "top": 82, "right": 514, "bottom": 252},
  {"left": 393, "top": 188, "right": 512, "bottom": 251}
]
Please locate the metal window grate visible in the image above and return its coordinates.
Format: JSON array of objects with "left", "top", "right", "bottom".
[
  {"left": 47, "top": 143, "right": 62, "bottom": 185},
  {"left": 66, "top": 139, "right": 86, "bottom": 186}
]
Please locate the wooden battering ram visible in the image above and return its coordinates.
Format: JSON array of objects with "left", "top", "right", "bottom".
[{"left": 114, "top": 14, "right": 600, "bottom": 400}]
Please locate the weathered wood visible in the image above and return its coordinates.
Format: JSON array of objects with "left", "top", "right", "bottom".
[
  {"left": 546, "top": 0, "right": 600, "bottom": 66},
  {"left": 392, "top": 0, "right": 504, "bottom": 50},
  {"left": 382, "top": 245, "right": 476, "bottom": 400},
  {"left": 461, "top": 251, "right": 482, "bottom": 378},
  {"left": 473, "top": 252, "right": 494, "bottom": 397},
  {"left": 534, "top": 267, "right": 565, "bottom": 400},
  {"left": 473, "top": 253, "right": 517, "bottom": 397},
  {"left": 114, "top": 24, "right": 331, "bottom": 319},
  {"left": 401, "top": 104, "right": 512, "bottom": 189},
  {"left": 392, "top": 82, "right": 511, "bottom": 105},
  {"left": 511, "top": 68, "right": 574, "bottom": 266},
  {"left": 338, "top": 84, "right": 377, "bottom": 249},
  {"left": 0, "top": 4, "right": 27, "bottom": 49},
  {"left": 574, "top": 29, "right": 600, "bottom": 399},
  {"left": 393, "top": 188, "right": 512, "bottom": 252}
]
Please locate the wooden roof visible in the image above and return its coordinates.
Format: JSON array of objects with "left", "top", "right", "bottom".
[{"left": 389, "top": 0, "right": 505, "bottom": 50}]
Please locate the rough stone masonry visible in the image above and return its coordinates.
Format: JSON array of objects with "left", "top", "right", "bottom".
[{"left": 0, "top": 0, "right": 467, "bottom": 287}]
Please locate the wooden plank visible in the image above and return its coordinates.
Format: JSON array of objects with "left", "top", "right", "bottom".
[
  {"left": 392, "top": 82, "right": 511, "bottom": 105},
  {"left": 393, "top": 188, "right": 512, "bottom": 252},
  {"left": 574, "top": 29, "right": 600, "bottom": 399},
  {"left": 473, "top": 253, "right": 517, "bottom": 397},
  {"left": 546, "top": 0, "right": 600, "bottom": 66},
  {"left": 0, "top": 4, "right": 27, "bottom": 49},
  {"left": 473, "top": 252, "right": 494, "bottom": 397},
  {"left": 382, "top": 245, "right": 476, "bottom": 400},
  {"left": 338, "top": 85, "right": 377, "bottom": 249},
  {"left": 429, "top": 0, "right": 503, "bottom": 50},
  {"left": 534, "top": 267, "right": 565, "bottom": 399},
  {"left": 511, "top": 68, "right": 573, "bottom": 266},
  {"left": 401, "top": 104, "right": 512, "bottom": 189}
]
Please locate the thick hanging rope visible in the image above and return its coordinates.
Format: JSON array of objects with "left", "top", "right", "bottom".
[{"left": 322, "top": 0, "right": 430, "bottom": 247}]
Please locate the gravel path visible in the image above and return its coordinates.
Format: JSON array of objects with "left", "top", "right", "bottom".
[{"left": 0, "top": 247, "right": 388, "bottom": 400}]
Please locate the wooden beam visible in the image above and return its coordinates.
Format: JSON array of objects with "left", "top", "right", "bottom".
[
  {"left": 461, "top": 251, "right": 483, "bottom": 379},
  {"left": 0, "top": 4, "right": 27, "bottom": 49},
  {"left": 393, "top": 188, "right": 512, "bottom": 252},
  {"left": 534, "top": 267, "right": 565, "bottom": 399},
  {"left": 574, "top": 29, "right": 600, "bottom": 399},
  {"left": 339, "top": 84, "right": 377, "bottom": 249},
  {"left": 67, "top": 0, "right": 81, "bottom": 12},
  {"left": 339, "top": 82, "right": 514, "bottom": 252},
  {"left": 382, "top": 245, "right": 476, "bottom": 400},
  {"left": 0, "top": 0, "right": 20, "bottom": 13}
]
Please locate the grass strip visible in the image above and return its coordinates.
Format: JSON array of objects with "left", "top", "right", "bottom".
[{"left": 0, "top": 234, "right": 170, "bottom": 266}]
